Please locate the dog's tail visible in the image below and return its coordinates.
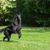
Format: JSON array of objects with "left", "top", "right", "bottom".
[
  {"left": 0, "top": 28, "right": 5, "bottom": 32},
  {"left": 0, "top": 29, "right": 4, "bottom": 32}
]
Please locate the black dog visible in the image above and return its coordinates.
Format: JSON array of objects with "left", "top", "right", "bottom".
[{"left": 0, "top": 14, "right": 22, "bottom": 41}]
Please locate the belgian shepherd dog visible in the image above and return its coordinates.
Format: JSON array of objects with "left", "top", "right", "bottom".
[{"left": 0, "top": 14, "right": 22, "bottom": 41}]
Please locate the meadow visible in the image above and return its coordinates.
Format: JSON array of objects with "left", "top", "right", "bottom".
[{"left": 0, "top": 27, "right": 50, "bottom": 50}]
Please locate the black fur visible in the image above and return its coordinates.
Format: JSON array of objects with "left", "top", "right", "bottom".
[{"left": 0, "top": 14, "right": 21, "bottom": 41}]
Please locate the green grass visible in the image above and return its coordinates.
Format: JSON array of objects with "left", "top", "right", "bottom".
[{"left": 0, "top": 27, "right": 50, "bottom": 50}]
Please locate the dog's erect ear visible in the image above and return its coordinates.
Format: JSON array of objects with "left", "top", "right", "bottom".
[{"left": 14, "top": 14, "right": 21, "bottom": 25}]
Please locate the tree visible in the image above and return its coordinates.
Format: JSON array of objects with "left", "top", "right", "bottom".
[
  {"left": 17, "top": 0, "right": 50, "bottom": 26},
  {"left": 0, "top": 0, "right": 16, "bottom": 25}
]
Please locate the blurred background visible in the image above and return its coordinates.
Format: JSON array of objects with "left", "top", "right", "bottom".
[{"left": 0, "top": 0, "right": 50, "bottom": 27}]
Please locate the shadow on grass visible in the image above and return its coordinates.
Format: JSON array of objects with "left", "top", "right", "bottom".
[
  {"left": 8, "top": 40, "right": 18, "bottom": 43},
  {"left": 0, "top": 40, "right": 18, "bottom": 43},
  {"left": 0, "top": 40, "right": 3, "bottom": 42}
]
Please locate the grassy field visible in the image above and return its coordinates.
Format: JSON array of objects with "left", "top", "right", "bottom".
[{"left": 0, "top": 27, "right": 50, "bottom": 50}]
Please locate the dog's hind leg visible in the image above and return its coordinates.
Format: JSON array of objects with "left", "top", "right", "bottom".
[
  {"left": 7, "top": 33, "right": 11, "bottom": 41},
  {"left": 3, "top": 36, "right": 6, "bottom": 41},
  {"left": 3, "top": 30, "right": 11, "bottom": 41},
  {"left": 7, "top": 36, "right": 10, "bottom": 41},
  {"left": 3, "top": 32, "right": 7, "bottom": 41}
]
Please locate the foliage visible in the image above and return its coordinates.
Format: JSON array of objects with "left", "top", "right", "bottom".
[
  {"left": 0, "top": 0, "right": 50, "bottom": 26},
  {"left": 0, "top": 0, "right": 16, "bottom": 25},
  {"left": 21, "top": 0, "right": 50, "bottom": 26}
]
